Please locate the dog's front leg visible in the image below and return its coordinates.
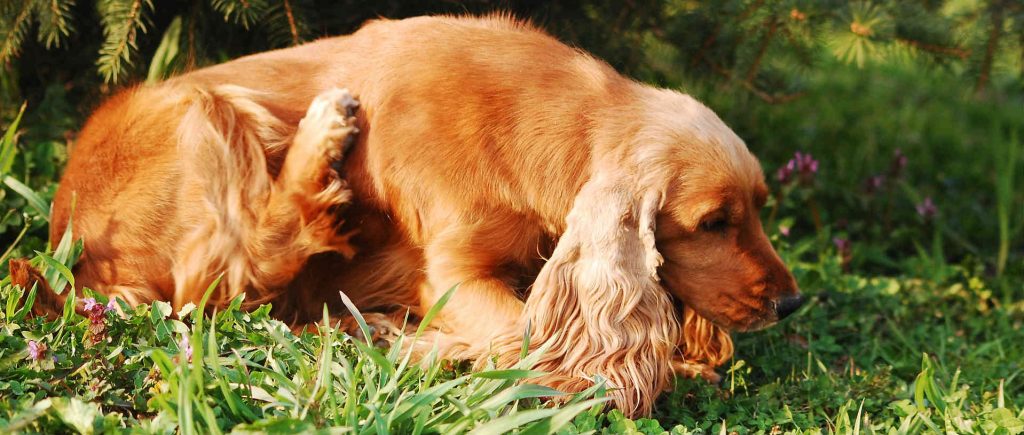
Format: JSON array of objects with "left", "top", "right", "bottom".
[{"left": 413, "top": 227, "right": 526, "bottom": 355}]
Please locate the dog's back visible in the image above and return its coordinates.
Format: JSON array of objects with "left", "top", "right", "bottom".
[{"left": 53, "top": 15, "right": 631, "bottom": 306}]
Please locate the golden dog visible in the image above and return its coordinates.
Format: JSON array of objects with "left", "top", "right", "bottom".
[{"left": 44, "top": 15, "right": 802, "bottom": 416}]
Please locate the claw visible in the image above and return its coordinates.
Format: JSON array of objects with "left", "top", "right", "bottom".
[{"left": 337, "top": 90, "right": 360, "bottom": 117}]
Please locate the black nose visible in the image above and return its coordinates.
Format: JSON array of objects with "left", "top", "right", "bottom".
[{"left": 775, "top": 294, "right": 805, "bottom": 320}]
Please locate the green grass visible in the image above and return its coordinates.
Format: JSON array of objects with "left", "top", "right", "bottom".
[
  {"left": 1, "top": 51, "right": 1023, "bottom": 433},
  {"left": 0, "top": 281, "right": 613, "bottom": 434},
  {"left": 0, "top": 245, "right": 1021, "bottom": 433}
]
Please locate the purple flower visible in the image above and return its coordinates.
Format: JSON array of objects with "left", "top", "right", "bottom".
[
  {"left": 779, "top": 225, "right": 791, "bottom": 237},
  {"left": 776, "top": 160, "right": 795, "bottom": 183},
  {"left": 27, "top": 340, "right": 47, "bottom": 361},
  {"left": 863, "top": 174, "right": 885, "bottom": 194},
  {"left": 777, "top": 151, "right": 819, "bottom": 185},
  {"left": 889, "top": 149, "right": 908, "bottom": 178},
  {"left": 916, "top": 197, "right": 938, "bottom": 220},
  {"left": 179, "top": 336, "right": 193, "bottom": 362},
  {"left": 82, "top": 297, "right": 112, "bottom": 340},
  {"left": 106, "top": 298, "right": 118, "bottom": 312},
  {"left": 833, "top": 237, "right": 852, "bottom": 269}
]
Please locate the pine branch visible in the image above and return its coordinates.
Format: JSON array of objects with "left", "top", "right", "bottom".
[
  {"left": 702, "top": 56, "right": 805, "bottom": 104},
  {"left": 97, "top": 0, "right": 153, "bottom": 83},
  {"left": 33, "top": 0, "right": 76, "bottom": 48},
  {"left": 282, "top": 0, "right": 298, "bottom": 45},
  {"left": 689, "top": 22, "right": 722, "bottom": 67},
  {"left": 895, "top": 37, "right": 970, "bottom": 59},
  {"left": 185, "top": 2, "right": 199, "bottom": 70},
  {"left": 210, "top": 0, "right": 269, "bottom": 29},
  {"left": 264, "top": 0, "right": 307, "bottom": 47},
  {"left": 0, "top": 0, "right": 35, "bottom": 65},
  {"left": 1019, "top": 30, "right": 1024, "bottom": 80},
  {"left": 745, "top": 16, "right": 778, "bottom": 82},
  {"left": 975, "top": 6, "right": 1005, "bottom": 93}
]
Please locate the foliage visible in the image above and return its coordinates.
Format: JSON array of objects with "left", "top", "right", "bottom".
[
  {"left": 3, "top": 1, "right": 1024, "bottom": 94},
  {"left": 684, "top": 58, "right": 1024, "bottom": 283}
]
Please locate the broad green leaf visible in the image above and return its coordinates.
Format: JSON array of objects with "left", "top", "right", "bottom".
[{"left": 50, "top": 397, "right": 102, "bottom": 435}]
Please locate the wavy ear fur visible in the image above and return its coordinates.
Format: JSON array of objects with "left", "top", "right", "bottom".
[
  {"left": 674, "top": 306, "right": 734, "bottom": 382},
  {"left": 487, "top": 171, "right": 680, "bottom": 417}
]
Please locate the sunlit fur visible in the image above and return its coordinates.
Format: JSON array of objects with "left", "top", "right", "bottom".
[{"left": 45, "top": 15, "right": 799, "bottom": 417}]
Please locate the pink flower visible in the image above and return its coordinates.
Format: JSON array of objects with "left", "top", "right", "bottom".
[
  {"left": 83, "top": 297, "right": 109, "bottom": 313},
  {"left": 777, "top": 151, "right": 819, "bottom": 185},
  {"left": 863, "top": 174, "right": 885, "bottom": 194},
  {"left": 779, "top": 225, "right": 791, "bottom": 237},
  {"left": 889, "top": 149, "right": 908, "bottom": 178},
  {"left": 833, "top": 237, "right": 852, "bottom": 270},
  {"left": 82, "top": 298, "right": 113, "bottom": 345},
  {"left": 179, "top": 336, "right": 193, "bottom": 362},
  {"left": 776, "top": 160, "right": 795, "bottom": 183},
  {"left": 27, "top": 340, "right": 47, "bottom": 361},
  {"left": 916, "top": 197, "right": 938, "bottom": 220}
]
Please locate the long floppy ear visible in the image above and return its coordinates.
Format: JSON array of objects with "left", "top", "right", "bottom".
[
  {"left": 486, "top": 171, "right": 680, "bottom": 417},
  {"left": 673, "top": 306, "right": 734, "bottom": 382}
]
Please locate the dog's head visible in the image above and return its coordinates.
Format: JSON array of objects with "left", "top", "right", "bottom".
[
  {"left": 625, "top": 88, "right": 802, "bottom": 332},
  {"left": 520, "top": 87, "right": 800, "bottom": 415}
]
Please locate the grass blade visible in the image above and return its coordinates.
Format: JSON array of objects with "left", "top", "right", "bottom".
[
  {"left": 3, "top": 175, "right": 49, "bottom": 220},
  {"left": 0, "top": 102, "right": 26, "bottom": 176}
]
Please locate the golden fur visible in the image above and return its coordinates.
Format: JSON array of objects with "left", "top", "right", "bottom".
[{"left": 43, "top": 15, "right": 800, "bottom": 416}]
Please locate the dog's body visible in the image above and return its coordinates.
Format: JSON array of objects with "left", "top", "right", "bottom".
[{"left": 49, "top": 15, "right": 801, "bottom": 415}]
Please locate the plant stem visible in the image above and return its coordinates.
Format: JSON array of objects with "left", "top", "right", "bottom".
[{"left": 0, "top": 222, "right": 29, "bottom": 265}]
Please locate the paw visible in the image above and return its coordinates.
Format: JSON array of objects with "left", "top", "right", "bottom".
[
  {"left": 669, "top": 358, "right": 722, "bottom": 385},
  {"left": 299, "top": 88, "right": 359, "bottom": 158},
  {"left": 343, "top": 312, "right": 404, "bottom": 348},
  {"left": 287, "top": 88, "right": 360, "bottom": 190}
]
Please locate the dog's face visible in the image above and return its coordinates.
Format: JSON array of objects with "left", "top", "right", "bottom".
[
  {"left": 638, "top": 92, "right": 801, "bottom": 332},
  {"left": 655, "top": 168, "right": 800, "bottom": 331}
]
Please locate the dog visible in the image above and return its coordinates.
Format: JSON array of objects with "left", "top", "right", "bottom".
[{"left": 39, "top": 15, "right": 802, "bottom": 416}]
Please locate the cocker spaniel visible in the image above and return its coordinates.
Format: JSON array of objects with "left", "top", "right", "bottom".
[{"left": 37, "top": 15, "right": 803, "bottom": 416}]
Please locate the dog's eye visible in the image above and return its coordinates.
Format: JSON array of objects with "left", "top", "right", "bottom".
[{"left": 700, "top": 218, "right": 729, "bottom": 233}]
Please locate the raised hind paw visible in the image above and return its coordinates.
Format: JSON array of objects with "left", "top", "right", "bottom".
[{"left": 283, "top": 88, "right": 360, "bottom": 202}]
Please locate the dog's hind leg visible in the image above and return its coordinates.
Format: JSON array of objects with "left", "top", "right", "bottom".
[{"left": 172, "top": 87, "right": 359, "bottom": 311}]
